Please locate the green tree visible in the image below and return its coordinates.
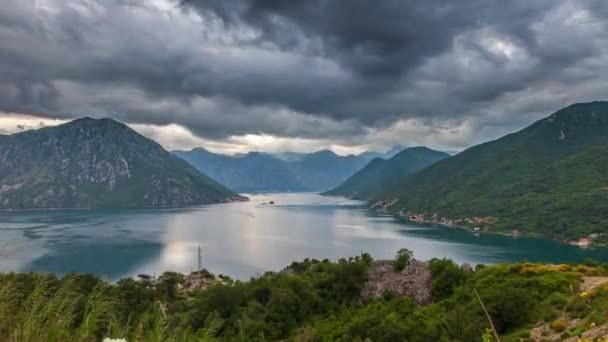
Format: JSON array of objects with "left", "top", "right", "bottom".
[
  {"left": 429, "top": 258, "right": 469, "bottom": 301},
  {"left": 394, "top": 248, "right": 413, "bottom": 271}
]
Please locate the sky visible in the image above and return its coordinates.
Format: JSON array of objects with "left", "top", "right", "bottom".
[{"left": 0, "top": 0, "right": 607, "bottom": 155}]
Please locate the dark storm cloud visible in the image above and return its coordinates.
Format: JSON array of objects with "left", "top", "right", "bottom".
[
  {"left": 180, "top": 0, "right": 560, "bottom": 121},
  {"left": 0, "top": 0, "right": 607, "bottom": 149},
  {"left": 184, "top": 0, "right": 533, "bottom": 75}
]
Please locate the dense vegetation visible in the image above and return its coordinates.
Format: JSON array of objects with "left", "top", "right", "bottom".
[
  {"left": 3, "top": 251, "right": 608, "bottom": 341},
  {"left": 0, "top": 118, "right": 241, "bottom": 208},
  {"left": 324, "top": 147, "right": 449, "bottom": 199},
  {"left": 377, "top": 102, "right": 608, "bottom": 242}
]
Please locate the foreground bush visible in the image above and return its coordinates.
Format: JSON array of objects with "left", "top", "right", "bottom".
[{"left": 0, "top": 254, "right": 604, "bottom": 341}]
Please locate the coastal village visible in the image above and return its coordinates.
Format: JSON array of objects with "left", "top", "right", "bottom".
[{"left": 370, "top": 199, "right": 602, "bottom": 248}]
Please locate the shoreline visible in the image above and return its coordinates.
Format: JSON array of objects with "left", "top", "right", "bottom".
[
  {"left": 322, "top": 193, "right": 602, "bottom": 247},
  {"left": 368, "top": 204, "right": 603, "bottom": 249},
  {"left": 0, "top": 195, "right": 249, "bottom": 212}
]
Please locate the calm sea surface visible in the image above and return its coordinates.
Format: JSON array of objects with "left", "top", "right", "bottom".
[{"left": 0, "top": 193, "right": 606, "bottom": 280}]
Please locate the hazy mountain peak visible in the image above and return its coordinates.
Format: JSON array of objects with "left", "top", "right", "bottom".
[
  {"left": 175, "top": 146, "right": 379, "bottom": 192},
  {"left": 191, "top": 146, "right": 211, "bottom": 153},
  {"left": 399, "top": 146, "right": 434, "bottom": 153},
  {"left": 311, "top": 149, "right": 338, "bottom": 157}
]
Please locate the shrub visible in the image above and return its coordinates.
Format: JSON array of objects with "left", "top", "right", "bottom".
[
  {"left": 583, "top": 258, "right": 599, "bottom": 267},
  {"left": 482, "top": 285, "right": 535, "bottom": 333},
  {"left": 547, "top": 293, "right": 568, "bottom": 307},
  {"left": 393, "top": 248, "right": 413, "bottom": 271},
  {"left": 428, "top": 258, "right": 469, "bottom": 301},
  {"left": 550, "top": 319, "right": 567, "bottom": 332}
]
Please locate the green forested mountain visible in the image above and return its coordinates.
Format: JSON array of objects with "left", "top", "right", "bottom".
[
  {"left": 324, "top": 147, "right": 449, "bottom": 199},
  {"left": 0, "top": 118, "right": 242, "bottom": 209},
  {"left": 379, "top": 101, "right": 608, "bottom": 240}
]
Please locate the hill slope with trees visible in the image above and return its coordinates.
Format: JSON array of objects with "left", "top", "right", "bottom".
[
  {"left": 324, "top": 147, "right": 449, "bottom": 199},
  {"left": 376, "top": 101, "right": 608, "bottom": 241}
]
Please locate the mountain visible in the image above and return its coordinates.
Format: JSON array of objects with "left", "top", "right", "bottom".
[
  {"left": 285, "top": 150, "right": 371, "bottom": 191},
  {"left": 355, "top": 145, "right": 405, "bottom": 162},
  {"left": 271, "top": 151, "right": 308, "bottom": 162},
  {"left": 442, "top": 150, "right": 461, "bottom": 156},
  {"left": 0, "top": 118, "right": 242, "bottom": 209},
  {"left": 174, "top": 148, "right": 379, "bottom": 192},
  {"left": 324, "top": 147, "right": 449, "bottom": 199},
  {"left": 173, "top": 148, "right": 307, "bottom": 192},
  {"left": 377, "top": 101, "right": 608, "bottom": 240},
  {"left": 272, "top": 146, "right": 402, "bottom": 164}
]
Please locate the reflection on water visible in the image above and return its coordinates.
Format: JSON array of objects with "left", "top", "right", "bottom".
[{"left": 0, "top": 193, "right": 606, "bottom": 280}]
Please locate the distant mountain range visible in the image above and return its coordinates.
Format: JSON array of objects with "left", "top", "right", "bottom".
[
  {"left": 370, "top": 101, "right": 608, "bottom": 241},
  {"left": 271, "top": 145, "right": 405, "bottom": 163},
  {"left": 0, "top": 118, "right": 243, "bottom": 209},
  {"left": 173, "top": 148, "right": 308, "bottom": 192},
  {"left": 173, "top": 147, "right": 402, "bottom": 192},
  {"left": 324, "top": 147, "right": 449, "bottom": 199}
]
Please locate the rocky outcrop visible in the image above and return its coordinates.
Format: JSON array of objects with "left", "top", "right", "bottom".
[
  {"left": 360, "top": 260, "right": 432, "bottom": 305},
  {"left": 180, "top": 270, "right": 217, "bottom": 293}
]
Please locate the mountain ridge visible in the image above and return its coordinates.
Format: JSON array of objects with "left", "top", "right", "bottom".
[
  {"left": 375, "top": 101, "right": 608, "bottom": 241},
  {"left": 173, "top": 147, "right": 390, "bottom": 192},
  {"left": 324, "top": 146, "right": 449, "bottom": 199},
  {"left": 0, "top": 118, "right": 244, "bottom": 209}
]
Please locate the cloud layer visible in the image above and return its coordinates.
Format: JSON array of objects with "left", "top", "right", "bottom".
[{"left": 1, "top": 0, "right": 607, "bottom": 153}]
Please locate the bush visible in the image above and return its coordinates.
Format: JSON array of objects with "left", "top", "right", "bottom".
[
  {"left": 482, "top": 285, "right": 535, "bottom": 333},
  {"left": 547, "top": 292, "right": 568, "bottom": 308},
  {"left": 394, "top": 248, "right": 413, "bottom": 271},
  {"left": 550, "top": 319, "right": 567, "bottom": 332},
  {"left": 428, "top": 258, "right": 469, "bottom": 301},
  {"left": 583, "top": 258, "right": 599, "bottom": 267}
]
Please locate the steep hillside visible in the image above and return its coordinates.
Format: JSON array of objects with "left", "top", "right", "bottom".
[
  {"left": 379, "top": 101, "right": 608, "bottom": 240},
  {"left": 0, "top": 118, "right": 242, "bottom": 209},
  {"left": 324, "top": 147, "right": 449, "bottom": 199}
]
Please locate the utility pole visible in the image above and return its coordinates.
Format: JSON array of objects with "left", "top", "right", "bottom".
[{"left": 197, "top": 245, "right": 202, "bottom": 271}]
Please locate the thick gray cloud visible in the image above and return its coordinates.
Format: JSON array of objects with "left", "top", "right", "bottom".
[{"left": 0, "top": 0, "right": 607, "bottom": 151}]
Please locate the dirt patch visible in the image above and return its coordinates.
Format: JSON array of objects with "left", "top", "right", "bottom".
[
  {"left": 580, "top": 276, "right": 608, "bottom": 293},
  {"left": 529, "top": 317, "right": 580, "bottom": 341},
  {"left": 360, "top": 260, "right": 432, "bottom": 305},
  {"left": 564, "top": 322, "right": 608, "bottom": 341}
]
